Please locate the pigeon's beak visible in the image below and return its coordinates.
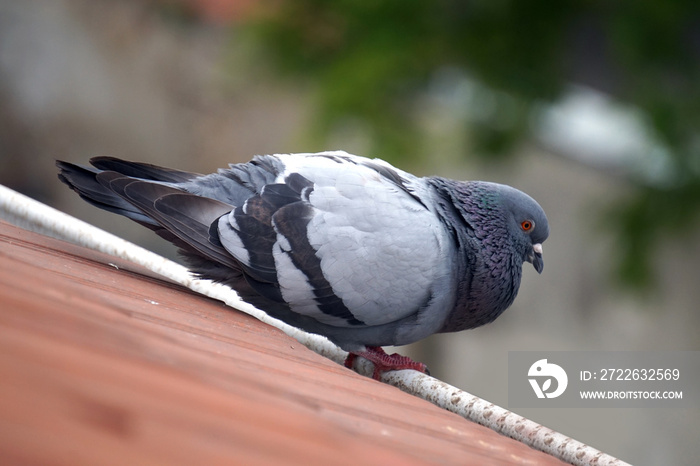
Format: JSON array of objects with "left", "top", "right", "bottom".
[{"left": 528, "top": 243, "right": 544, "bottom": 274}]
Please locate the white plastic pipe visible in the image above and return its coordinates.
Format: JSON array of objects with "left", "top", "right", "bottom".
[{"left": 0, "top": 184, "right": 629, "bottom": 466}]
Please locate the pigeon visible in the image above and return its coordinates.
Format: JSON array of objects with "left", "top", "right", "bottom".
[{"left": 57, "top": 151, "right": 549, "bottom": 379}]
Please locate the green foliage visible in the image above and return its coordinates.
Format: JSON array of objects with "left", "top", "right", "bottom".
[{"left": 240, "top": 0, "right": 700, "bottom": 289}]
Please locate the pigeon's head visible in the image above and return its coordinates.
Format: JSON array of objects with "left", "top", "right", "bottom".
[{"left": 495, "top": 184, "right": 549, "bottom": 273}]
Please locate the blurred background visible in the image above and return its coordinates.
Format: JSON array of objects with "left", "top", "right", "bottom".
[{"left": 1, "top": 1, "right": 699, "bottom": 464}]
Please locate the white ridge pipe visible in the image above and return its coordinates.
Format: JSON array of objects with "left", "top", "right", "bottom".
[{"left": 0, "top": 183, "right": 629, "bottom": 466}]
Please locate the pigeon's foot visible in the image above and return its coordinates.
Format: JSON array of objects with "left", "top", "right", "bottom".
[{"left": 344, "top": 346, "right": 430, "bottom": 380}]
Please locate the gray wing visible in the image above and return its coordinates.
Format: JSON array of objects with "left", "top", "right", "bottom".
[{"left": 217, "top": 152, "right": 453, "bottom": 328}]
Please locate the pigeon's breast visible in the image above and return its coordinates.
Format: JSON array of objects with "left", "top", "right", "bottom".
[{"left": 440, "top": 228, "right": 523, "bottom": 333}]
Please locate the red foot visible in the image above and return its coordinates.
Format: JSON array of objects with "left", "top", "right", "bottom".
[{"left": 344, "top": 346, "right": 429, "bottom": 380}]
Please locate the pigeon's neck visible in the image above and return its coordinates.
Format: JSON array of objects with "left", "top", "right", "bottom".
[{"left": 427, "top": 178, "right": 523, "bottom": 332}]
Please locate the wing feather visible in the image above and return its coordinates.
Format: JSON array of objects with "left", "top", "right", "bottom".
[{"left": 215, "top": 153, "right": 449, "bottom": 328}]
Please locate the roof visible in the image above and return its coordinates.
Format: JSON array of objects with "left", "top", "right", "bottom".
[{"left": 0, "top": 220, "right": 565, "bottom": 465}]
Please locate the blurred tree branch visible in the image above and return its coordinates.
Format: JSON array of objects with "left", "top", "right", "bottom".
[{"left": 236, "top": 0, "right": 700, "bottom": 289}]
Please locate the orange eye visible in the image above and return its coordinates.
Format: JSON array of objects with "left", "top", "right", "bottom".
[{"left": 521, "top": 220, "right": 534, "bottom": 232}]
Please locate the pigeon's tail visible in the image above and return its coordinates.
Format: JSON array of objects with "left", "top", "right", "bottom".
[
  {"left": 56, "top": 158, "right": 240, "bottom": 269},
  {"left": 57, "top": 160, "right": 163, "bottom": 228}
]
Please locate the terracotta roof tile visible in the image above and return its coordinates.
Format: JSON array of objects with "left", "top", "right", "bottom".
[{"left": 0, "top": 220, "right": 564, "bottom": 465}]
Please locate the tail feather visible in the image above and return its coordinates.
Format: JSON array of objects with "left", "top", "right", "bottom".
[
  {"left": 90, "top": 156, "right": 201, "bottom": 183},
  {"left": 56, "top": 158, "right": 240, "bottom": 270},
  {"left": 56, "top": 161, "right": 156, "bottom": 226}
]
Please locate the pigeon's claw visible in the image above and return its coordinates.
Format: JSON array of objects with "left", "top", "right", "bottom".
[{"left": 344, "top": 346, "right": 429, "bottom": 380}]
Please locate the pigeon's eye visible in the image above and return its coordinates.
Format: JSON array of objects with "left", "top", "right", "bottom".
[{"left": 521, "top": 220, "right": 534, "bottom": 232}]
